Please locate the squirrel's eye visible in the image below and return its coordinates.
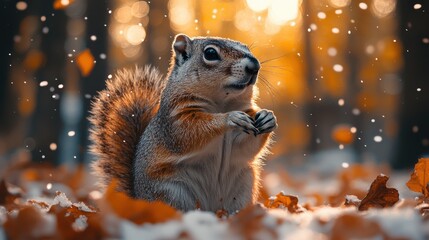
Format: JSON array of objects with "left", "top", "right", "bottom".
[{"left": 203, "top": 47, "right": 220, "bottom": 61}]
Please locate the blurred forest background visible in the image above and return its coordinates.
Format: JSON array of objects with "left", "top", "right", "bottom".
[{"left": 0, "top": 0, "right": 428, "bottom": 173}]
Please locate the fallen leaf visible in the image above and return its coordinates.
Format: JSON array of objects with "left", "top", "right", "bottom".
[
  {"left": 358, "top": 174, "right": 399, "bottom": 211},
  {"left": 28, "top": 199, "right": 50, "bottom": 211},
  {"left": 4, "top": 205, "right": 55, "bottom": 239},
  {"left": 50, "top": 204, "right": 103, "bottom": 240},
  {"left": 406, "top": 158, "right": 429, "bottom": 198},
  {"left": 230, "top": 204, "right": 277, "bottom": 239},
  {"left": 0, "top": 180, "right": 22, "bottom": 210},
  {"left": 265, "top": 192, "right": 303, "bottom": 213},
  {"left": 331, "top": 213, "right": 386, "bottom": 240},
  {"left": 76, "top": 49, "right": 95, "bottom": 77},
  {"left": 100, "top": 180, "right": 180, "bottom": 224}
]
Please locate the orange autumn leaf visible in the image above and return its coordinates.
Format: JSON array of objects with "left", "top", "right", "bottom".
[
  {"left": 53, "top": 0, "right": 75, "bottom": 10},
  {"left": 358, "top": 174, "right": 399, "bottom": 211},
  {"left": 101, "top": 180, "right": 180, "bottom": 224},
  {"left": 229, "top": 204, "right": 277, "bottom": 240},
  {"left": 406, "top": 158, "right": 429, "bottom": 198},
  {"left": 4, "top": 205, "right": 55, "bottom": 239},
  {"left": 265, "top": 192, "right": 302, "bottom": 213},
  {"left": 0, "top": 180, "right": 22, "bottom": 210},
  {"left": 331, "top": 213, "right": 386, "bottom": 240},
  {"left": 76, "top": 49, "right": 95, "bottom": 77},
  {"left": 332, "top": 124, "right": 355, "bottom": 145}
]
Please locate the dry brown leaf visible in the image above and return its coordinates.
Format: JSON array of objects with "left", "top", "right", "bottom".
[
  {"left": 406, "top": 158, "right": 429, "bottom": 198},
  {"left": 229, "top": 204, "right": 277, "bottom": 239},
  {"left": 28, "top": 199, "right": 50, "bottom": 211},
  {"left": 50, "top": 204, "right": 103, "bottom": 240},
  {"left": 358, "top": 174, "right": 399, "bottom": 211},
  {"left": 331, "top": 213, "right": 386, "bottom": 240},
  {"left": 0, "top": 180, "right": 22, "bottom": 210},
  {"left": 54, "top": 0, "right": 75, "bottom": 10},
  {"left": 4, "top": 205, "right": 55, "bottom": 239},
  {"left": 76, "top": 49, "right": 95, "bottom": 77},
  {"left": 101, "top": 180, "right": 180, "bottom": 224},
  {"left": 265, "top": 192, "right": 302, "bottom": 213}
]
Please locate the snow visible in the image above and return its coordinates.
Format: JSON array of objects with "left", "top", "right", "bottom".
[
  {"left": 183, "top": 211, "right": 228, "bottom": 240},
  {"left": 359, "top": 2, "right": 368, "bottom": 10},
  {"left": 367, "top": 208, "right": 424, "bottom": 240},
  {"left": 317, "top": 12, "right": 326, "bottom": 19},
  {"left": 0, "top": 228, "right": 5, "bottom": 240},
  {"left": 0, "top": 207, "right": 6, "bottom": 225},
  {"left": 374, "top": 136, "right": 383, "bottom": 142},
  {"left": 72, "top": 215, "right": 88, "bottom": 232},
  {"left": 73, "top": 202, "right": 96, "bottom": 212},
  {"left": 121, "top": 211, "right": 230, "bottom": 240},
  {"left": 333, "top": 64, "right": 343, "bottom": 72},
  {"left": 414, "top": 4, "right": 422, "bottom": 10},
  {"left": 121, "top": 220, "right": 183, "bottom": 240},
  {"left": 52, "top": 192, "right": 72, "bottom": 208},
  {"left": 33, "top": 211, "right": 57, "bottom": 238}
]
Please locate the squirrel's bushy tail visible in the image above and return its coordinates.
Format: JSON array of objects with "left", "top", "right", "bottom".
[{"left": 89, "top": 66, "right": 165, "bottom": 195}]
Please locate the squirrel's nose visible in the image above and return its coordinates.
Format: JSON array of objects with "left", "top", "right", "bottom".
[{"left": 245, "top": 57, "right": 260, "bottom": 75}]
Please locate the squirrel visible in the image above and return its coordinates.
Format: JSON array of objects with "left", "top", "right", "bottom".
[{"left": 89, "top": 34, "right": 277, "bottom": 213}]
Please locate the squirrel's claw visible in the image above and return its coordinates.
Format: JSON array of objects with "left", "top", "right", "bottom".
[
  {"left": 228, "top": 111, "right": 259, "bottom": 135},
  {"left": 254, "top": 109, "right": 277, "bottom": 135}
]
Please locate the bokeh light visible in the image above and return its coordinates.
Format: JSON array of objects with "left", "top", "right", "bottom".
[
  {"left": 371, "top": 0, "right": 396, "bottom": 18},
  {"left": 126, "top": 25, "right": 146, "bottom": 45},
  {"left": 246, "top": 0, "right": 271, "bottom": 12},
  {"left": 267, "top": 0, "right": 300, "bottom": 26}
]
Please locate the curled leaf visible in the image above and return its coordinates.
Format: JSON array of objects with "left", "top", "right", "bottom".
[
  {"left": 406, "top": 158, "right": 429, "bottom": 198},
  {"left": 101, "top": 180, "right": 180, "bottom": 224},
  {"left": 264, "top": 192, "right": 303, "bottom": 213},
  {"left": 230, "top": 204, "right": 277, "bottom": 239},
  {"left": 358, "top": 174, "right": 399, "bottom": 211},
  {"left": 331, "top": 213, "right": 385, "bottom": 239}
]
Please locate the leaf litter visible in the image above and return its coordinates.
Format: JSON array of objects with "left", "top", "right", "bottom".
[{"left": 0, "top": 159, "right": 428, "bottom": 239}]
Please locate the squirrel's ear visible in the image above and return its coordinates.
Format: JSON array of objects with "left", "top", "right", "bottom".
[{"left": 173, "top": 34, "right": 192, "bottom": 66}]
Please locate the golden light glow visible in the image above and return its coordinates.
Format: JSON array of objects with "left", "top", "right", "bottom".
[
  {"left": 329, "top": 0, "right": 351, "bottom": 8},
  {"left": 371, "top": 0, "right": 396, "bottom": 18},
  {"left": 264, "top": 20, "right": 281, "bottom": 35},
  {"left": 246, "top": 0, "right": 271, "bottom": 12},
  {"left": 234, "top": 9, "right": 255, "bottom": 32},
  {"left": 132, "top": 1, "right": 150, "bottom": 18},
  {"left": 126, "top": 25, "right": 146, "bottom": 45},
  {"left": 169, "top": 0, "right": 194, "bottom": 30},
  {"left": 114, "top": 5, "right": 133, "bottom": 23},
  {"left": 267, "top": 0, "right": 300, "bottom": 26},
  {"left": 122, "top": 45, "right": 142, "bottom": 58}
]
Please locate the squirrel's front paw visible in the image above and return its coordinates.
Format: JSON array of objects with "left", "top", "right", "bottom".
[
  {"left": 227, "top": 111, "right": 259, "bottom": 135},
  {"left": 255, "top": 109, "right": 277, "bottom": 135}
]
